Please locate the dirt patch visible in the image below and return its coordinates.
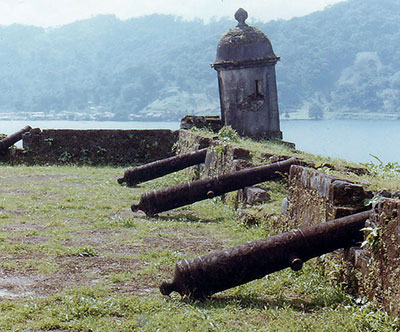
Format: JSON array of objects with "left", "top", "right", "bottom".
[
  {"left": 0, "top": 275, "right": 36, "bottom": 298},
  {"left": 0, "top": 165, "right": 236, "bottom": 302},
  {"left": 2, "top": 224, "right": 52, "bottom": 245},
  {"left": 62, "top": 229, "right": 120, "bottom": 248},
  {"left": 143, "top": 235, "right": 225, "bottom": 256},
  {"left": 0, "top": 254, "right": 145, "bottom": 299},
  {"left": 1, "top": 223, "right": 49, "bottom": 233},
  {"left": 105, "top": 244, "right": 143, "bottom": 256},
  {"left": 0, "top": 231, "right": 226, "bottom": 300},
  {"left": 8, "top": 235, "right": 50, "bottom": 245},
  {"left": 0, "top": 174, "right": 67, "bottom": 185}
]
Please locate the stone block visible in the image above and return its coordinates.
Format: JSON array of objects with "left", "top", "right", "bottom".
[
  {"left": 180, "top": 115, "right": 222, "bottom": 133},
  {"left": 332, "top": 180, "right": 372, "bottom": 207},
  {"left": 243, "top": 186, "right": 271, "bottom": 205}
]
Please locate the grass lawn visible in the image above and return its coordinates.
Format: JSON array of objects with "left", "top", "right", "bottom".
[{"left": 0, "top": 165, "right": 398, "bottom": 331}]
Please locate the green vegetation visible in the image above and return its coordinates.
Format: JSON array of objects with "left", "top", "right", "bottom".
[
  {"left": 0, "top": 164, "right": 398, "bottom": 331},
  {"left": 357, "top": 156, "right": 400, "bottom": 192},
  {"left": 1, "top": 0, "right": 400, "bottom": 120},
  {"left": 361, "top": 154, "right": 400, "bottom": 177}
]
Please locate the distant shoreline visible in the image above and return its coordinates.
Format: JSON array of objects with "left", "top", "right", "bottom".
[{"left": 1, "top": 116, "right": 400, "bottom": 122}]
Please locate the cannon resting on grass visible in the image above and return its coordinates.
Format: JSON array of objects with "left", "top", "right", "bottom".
[
  {"left": 132, "top": 157, "right": 297, "bottom": 216},
  {"left": 0, "top": 126, "right": 32, "bottom": 153},
  {"left": 160, "top": 210, "right": 371, "bottom": 299},
  {"left": 118, "top": 148, "right": 208, "bottom": 187}
]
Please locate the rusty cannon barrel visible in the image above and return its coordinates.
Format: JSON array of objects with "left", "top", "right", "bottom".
[
  {"left": 118, "top": 148, "right": 208, "bottom": 187},
  {"left": 0, "top": 126, "right": 32, "bottom": 153},
  {"left": 160, "top": 210, "right": 372, "bottom": 299},
  {"left": 132, "top": 157, "right": 297, "bottom": 216}
]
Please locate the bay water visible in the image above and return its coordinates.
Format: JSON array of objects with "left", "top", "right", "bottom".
[
  {"left": 281, "top": 120, "right": 400, "bottom": 165},
  {"left": 0, "top": 119, "right": 399, "bottom": 164}
]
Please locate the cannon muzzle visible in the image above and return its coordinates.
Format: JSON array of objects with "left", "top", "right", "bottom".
[
  {"left": 0, "top": 126, "right": 32, "bottom": 152},
  {"left": 132, "top": 157, "right": 297, "bottom": 216},
  {"left": 118, "top": 148, "right": 208, "bottom": 187},
  {"left": 160, "top": 210, "right": 371, "bottom": 299}
]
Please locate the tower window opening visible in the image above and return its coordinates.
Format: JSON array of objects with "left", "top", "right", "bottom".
[{"left": 256, "top": 80, "right": 264, "bottom": 96}]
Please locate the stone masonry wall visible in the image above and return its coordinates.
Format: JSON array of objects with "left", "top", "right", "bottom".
[
  {"left": 286, "top": 165, "right": 372, "bottom": 229},
  {"left": 19, "top": 128, "right": 179, "bottom": 166},
  {"left": 175, "top": 130, "right": 214, "bottom": 180},
  {"left": 356, "top": 198, "right": 400, "bottom": 317},
  {"left": 287, "top": 165, "right": 400, "bottom": 317}
]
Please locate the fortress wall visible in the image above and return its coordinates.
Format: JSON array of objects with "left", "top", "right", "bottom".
[
  {"left": 18, "top": 128, "right": 179, "bottom": 166},
  {"left": 287, "top": 165, "right": 399, "bottom": 316}
]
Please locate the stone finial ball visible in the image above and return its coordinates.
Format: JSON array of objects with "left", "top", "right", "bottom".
[{"left": 235, "top": 8, "right": 248, "bottom": 26}]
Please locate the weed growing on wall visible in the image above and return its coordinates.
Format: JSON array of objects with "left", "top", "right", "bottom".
[
  {"left": 361, "top": 154, "right": 400, "bottom": 177},
  {"left": 213, "top": 126, "right": 240, "bottom": 156}
]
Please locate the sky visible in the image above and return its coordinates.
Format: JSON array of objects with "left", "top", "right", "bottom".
[{"left": 0, "top": 0, "right": 347, "bottom": 27}]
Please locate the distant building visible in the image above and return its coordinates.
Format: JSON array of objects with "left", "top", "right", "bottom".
[{"left": 212, "top": 8, "right": 282, "bottom": 138}]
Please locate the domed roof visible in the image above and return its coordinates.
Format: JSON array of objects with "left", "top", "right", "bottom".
[{"left": 214, "top": 8, "right": 278, "bottom": 65}]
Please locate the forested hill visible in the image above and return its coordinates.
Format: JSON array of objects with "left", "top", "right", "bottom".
[
  {"left": 263, "top": 0, "right": 400, "bottom": 120},
  {"left": 1, "top": 0, "right": 399, "bottom": 121}
]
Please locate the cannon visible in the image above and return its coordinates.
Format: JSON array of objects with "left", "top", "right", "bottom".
[
  {"left": 132, "top": 157, "right": 297, "bottom": 216},
  {"left": 160, "top": 210, "right": 371, "bottom": 299},
  {"left": 118, "top": 148, "right": 208, "bottom": 187},
  {"left": 0, "top": 126, "right": 32, "bottom": 153}
]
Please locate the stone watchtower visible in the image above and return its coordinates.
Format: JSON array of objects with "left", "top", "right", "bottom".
[{"left": 212, "top": 8, "right": 282, "bottom": 138}]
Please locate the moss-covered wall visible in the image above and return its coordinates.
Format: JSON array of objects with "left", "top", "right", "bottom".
[
  {"left": 2, "top": 129, "right": 179, "bottom": 166},
  {"left": 203, "top": 145, "right": 253, "bottom": 177},
  {"left": 175, "top": 130, "right": 214, "bottom": 180},
  {"left": 176, "top": 130, "right": 214, "bottom": 154},
  {"left": 355, "top": 198, "right": 400, "bottom": 316}
]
